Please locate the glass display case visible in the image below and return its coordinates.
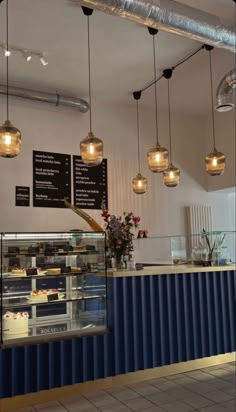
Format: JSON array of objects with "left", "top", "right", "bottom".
[
  {"left": 134, "top": 231, "right": 236, "bottom": 267},
  {"left": 0, "top": 231, "right": 107, "bottom": 347}
]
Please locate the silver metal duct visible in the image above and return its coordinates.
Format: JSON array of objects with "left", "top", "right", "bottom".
[
  {"left": 215, "top": 69, "right": 236, "bottom": 112},
  {"left": 0, "top": 85, "right": 89, "bottom": 113},
  {"left": 74, "top": 0, "right": 236, "bottom": 53}
]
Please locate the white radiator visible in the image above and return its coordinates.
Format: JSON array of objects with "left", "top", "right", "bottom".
[{"left": 186, "top": 205, "right": 213, "bottom": 249}]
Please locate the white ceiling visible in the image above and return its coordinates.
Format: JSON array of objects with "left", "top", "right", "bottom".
[{"left": 0, "top": 0, "right": 235, "bottom": 114}]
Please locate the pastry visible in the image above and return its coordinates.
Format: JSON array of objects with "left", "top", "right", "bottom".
[
  {"left": 71, "top": 267, "right": 82, "bottom": 273},
  {"left": 10, "top": 268, "right": 27, "bottom": 276},
  {"left": 30, "top": 289, "right": 59, "bottom": 302},
  {"left": 46, "top": 268, "right": 61, "bottom": 275},
  {"left": 3, "top": 311, "right": 29, "bottom": 336}
]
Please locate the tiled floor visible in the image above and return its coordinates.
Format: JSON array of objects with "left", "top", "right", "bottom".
[{"left": 10, "top": 362, "right": 235, "bottom": 412}]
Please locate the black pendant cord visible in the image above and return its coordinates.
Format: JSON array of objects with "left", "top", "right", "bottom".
[
  {"left": 167, "top": 78, "right": 172, "bottom": 163},
  {"left": 209, "top": 50, "right": 216, "bottom": 150},
  {"left": 87, "top": 15, "right": 92, "bottom": 133},
  {"left": 153, "top": 35, "right": 159, "bottom": 146},
  {"left": 136, "top": 100, "right": 141, "bottom": 173},
  {"left": 6, "top": 0, "right": 9, "bottom": 121}
]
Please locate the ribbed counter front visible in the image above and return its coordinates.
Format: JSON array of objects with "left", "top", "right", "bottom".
[{"left": 0, "top": 265, "right": 235, "bottom": 398}]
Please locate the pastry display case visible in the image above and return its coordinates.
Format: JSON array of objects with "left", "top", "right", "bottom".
[{"left": 0, "top": 231, "right": 107, "bottom": 347}]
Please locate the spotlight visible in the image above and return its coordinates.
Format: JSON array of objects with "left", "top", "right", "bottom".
[
  {"left": 4, "top": 49, "right": 11, "bottom": 57},
  {"left": 39, "top": 55, "right": 48, "bottom": 66},
  {"left": 23, "top": 51, "right": 32, "bottom": 62}
]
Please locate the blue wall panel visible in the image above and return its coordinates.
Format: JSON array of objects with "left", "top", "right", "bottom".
[{"left": 0, "top": 270, "right": 235, "bottom": 398}]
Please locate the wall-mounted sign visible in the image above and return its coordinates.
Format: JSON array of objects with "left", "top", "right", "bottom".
[
  {"left": 33, "top": 150, "right": 71, "bottom": 208},
  {"left": 73, "top": 156, "right": 108, "bottom": 210},
  {"left": 15, "top": 186, "right": 30, "bottom": 207}
]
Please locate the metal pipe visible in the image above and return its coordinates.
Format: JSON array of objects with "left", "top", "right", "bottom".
[
  {"left": 71, "top": 0, "right": 236, "bottom": 53},
  {"left": 215, "top": 69, "right": 236, "bottom": 112},
  {"left": 0, "top": 85, "right": 89, "bottom": 113}
]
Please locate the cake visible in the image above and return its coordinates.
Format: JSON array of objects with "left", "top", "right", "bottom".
[
  {"left": 10, "top": 268, "right": 27, "bottom": 276},
  {"left": 30, "top": 289, "right": 59, "bottom": 302},
  {"left": 47, "top": 268, "right": 61, "bottom": 275},
  {"left": 71, "top": 267, "right": 82, "bottom": 273},
  {"left": 3, "top": 311, "right": 29, "bottom": 337},
  {"left": 10, "top": 268, "right": 39, "bottom": 276}
]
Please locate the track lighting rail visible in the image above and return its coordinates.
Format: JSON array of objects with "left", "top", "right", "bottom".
[{"left": 135, "top": 43, "right": 209, "bottom": 94}]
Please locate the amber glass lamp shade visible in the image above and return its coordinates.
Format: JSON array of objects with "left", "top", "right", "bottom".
[
  {"left": 147, "top": 145, "right": 169, "bottom": 173},
  {"left": 163, "top": 163, "right": 180, "bottom": 187},
  {"left": 132, "top": 173, "right": 148, "bottom": 194},
  {"left": 0, "top": 120, "right": 21, "bottom": 158},
  {"left": 80, "top": 131, "right": 103, "bottom": 166},
  {"left": 205, "top": 149, "right": 225, "bottom": 176}
]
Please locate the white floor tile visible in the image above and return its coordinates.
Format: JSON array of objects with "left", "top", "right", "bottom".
[
  {"left": 160, "top": 400, "right": 194, "bottom": 412},
  {"left": 203, "top": 390, "right": 235, "bottom": 403},
  {"left": 138, "top": 407, "right": 166, "bottom": 412},
  {"left": 60, "top": 395, "right": 95, "bottom": 411},
  {"left": 198, "top": 404, "right": 228, "bottom": 412},
  {"left": 123, "top": 397, "right": 155, "bottom": 411},
  {"left": 107, "top": 388, "right": 140, "bottom": 401},
  {"left": 34, "top": 400, "right": 67, "bottom": 412},
  {"left": 183, "top": 394, "right": 214, "bottom": 408},
  {"left": 99, "top": 404, "right": 132, "bottom": 412},
  {"left": 128, "top": 382, "right": 160, "bottom": 396}
]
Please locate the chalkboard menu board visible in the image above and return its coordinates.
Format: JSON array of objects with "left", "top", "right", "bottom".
[
  {"left": 73, "top": 156, "right": 108, "bottom": 210},
  {"left": 15, "top": 186, "right": 30, "bottom": 207},
  {"left": 33, "top": 151, "right": 71, "bottom": 208}
]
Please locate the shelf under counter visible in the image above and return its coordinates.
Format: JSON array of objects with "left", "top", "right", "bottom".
[{"left": 1, "top": 319, "right": 108, "bottom": 347}]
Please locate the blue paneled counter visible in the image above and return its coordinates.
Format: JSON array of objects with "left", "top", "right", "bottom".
[{"left": 0, "top": 265, "right": 235, "bottom": 398}]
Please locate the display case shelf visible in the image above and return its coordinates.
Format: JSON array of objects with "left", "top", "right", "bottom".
[
  {"left": 2, "top": 270, "right": 105, "bottom": 280},
  {"left": 0, "top": 231, "right": 107, "bottom": 346},
  {"left": 3, "top": 294, "right": 106, "bottom": 309}
]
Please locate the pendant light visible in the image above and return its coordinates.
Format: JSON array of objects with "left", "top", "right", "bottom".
[
  {"left": 147, "top": 27, "right": 169, "bottom": 173},
  {"left": 0, "top": 0, "right": 21, "bottom": 158},
  {"left": 162, "top": 69, "right": 180, "bottom": 187},
  {"left": 80, "top": 7, "right": 103, "bottom": 167},
  {"left": 132, "top": 91, "right": 148, "bottom": 194},
  {"left": 205, "top": 46, "right": 225, "bottom": 176}
]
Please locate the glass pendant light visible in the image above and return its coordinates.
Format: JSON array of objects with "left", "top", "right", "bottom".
[
  {"left": 0, "top": 0, "right": 21, "bottom": 158},
  {"left": 147, "top": 27, "right": 169, "bottom": 173},
  {"left": 80, "top": 7, "right": 103, "bottom": 167},
  {"left": 163, "top": 71, "right": 180, "bottom": 187},
  {"left": 205, "top": 47, "right": 225, "bottom": 176},
  {"left": 132, "top": 91, "right": 148, "bottom": 194}
]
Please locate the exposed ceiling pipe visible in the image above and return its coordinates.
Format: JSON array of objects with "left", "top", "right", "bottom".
[
  {"left": 215, "top": 68, "right": 236, "bottom": 112},
  {"left": 72, "top": 0, "right": 236, "bottom": 53},
  {"left": 0, "top": 85, "right": 89, "bottom": 113}
]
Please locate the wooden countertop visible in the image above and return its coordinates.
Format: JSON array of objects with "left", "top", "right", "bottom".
[{"left": 108, "top": 264, "right": 236, "bottom": 277}]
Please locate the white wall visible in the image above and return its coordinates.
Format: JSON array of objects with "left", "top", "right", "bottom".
[
  {"left": 205, "top": 110, "right": 236, "bottom": 192},
  {"left": 0, "top": 96, "right": 235, "bottom": 237}
]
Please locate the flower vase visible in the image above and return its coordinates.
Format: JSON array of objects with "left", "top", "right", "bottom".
[{"left": 112, "top": 255, "right": 125, "bottom": 271}]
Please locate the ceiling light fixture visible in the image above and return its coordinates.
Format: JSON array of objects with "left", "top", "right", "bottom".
[
  {"left": 205, "top": 46, "right": 225, "bottom": 176},
  {"left": 0, "top": 0, "right": 21, "bottom": 158},
  {"left": 147, "top": 27, "right": 169, "bottom": 173},
  {"left": 162, "top": 69, "right": 180, "bottom": 187},
  {"left": 23, "top": 51, "right": 32, "bottom": 62},
  {"left": 39, "top": 55, "right": 48, "bottom": 66},
  {"left": 80, "top": 6, "right": 103, "bottom": 167},
  {"left": 132, "top": 91, "right": 148, "bottom": 194},
  {"left": 4, "top": 49, "right": 11, "bottom": 57}
]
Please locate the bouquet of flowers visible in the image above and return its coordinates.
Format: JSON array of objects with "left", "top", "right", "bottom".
[{"left": 101, "top": 208, "right": 140, "bottom": 261}]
